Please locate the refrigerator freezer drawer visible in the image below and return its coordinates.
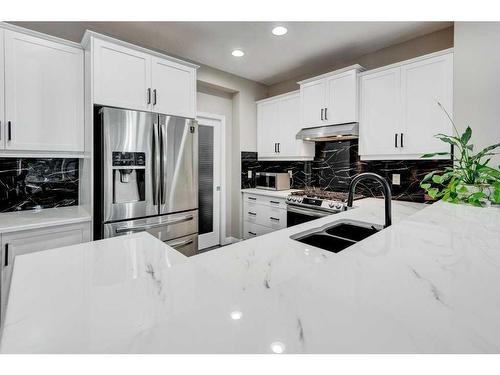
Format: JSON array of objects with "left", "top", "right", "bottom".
[
  {"left": 165, "top": 233, "right": 198, "bottom": 257},
  {"left": 104, "top": 210, "right": 198, "bottom": 242}
]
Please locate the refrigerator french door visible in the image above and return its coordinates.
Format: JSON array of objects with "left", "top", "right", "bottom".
[{"left": 95, "top": 107, "right": 199, "bottom": 256}]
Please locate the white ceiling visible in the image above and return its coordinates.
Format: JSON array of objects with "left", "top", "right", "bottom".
[{"left": 11, "top": 21, "right": 452, "bottom": 85}]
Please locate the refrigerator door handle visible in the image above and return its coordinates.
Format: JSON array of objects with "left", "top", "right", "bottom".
[
  {"left": 115, "top": 214, "right": 194, "bottom": 233},
  {"left": 160, "top": 121, "right": 167, "bottom": 205},
  {"left": 152, "top": 121, "right": 160, "bottom": 206}
]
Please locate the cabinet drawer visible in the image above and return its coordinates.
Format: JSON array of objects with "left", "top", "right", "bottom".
[
  {"left": 243, "top": 193, "right": 286, "bottom": 209},
  {"left": 243, "top": 201, "right": 287, "bottom": 229},
  {"left": 243, "top": 221, "right": 273, "bottom": 239}
]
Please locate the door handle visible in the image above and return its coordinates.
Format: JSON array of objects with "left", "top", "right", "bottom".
[
  {"left": 115, "top": 214, "right": 194, "bottom": 234},
  {"left": 400, "top": 133, "right": 404, "bottom": 148},
  {"left": 277, "top": 143, "right": 280, "bottom": 153},
  {"left": 324, "top": 107, "right": 328, "bottom": 121},
  {"left": 147, "top": 88, "right": 151, "bottom": 104},
  {"left": 247, "top": 211, "right": 257, "bottom": 216},
  {"left": 269, "top": 200, "right": 280, "bottom": 205},
  {"left": 248, "top": 231, "right": 257, "bottom": 236},
  {"left": 248, "top": 197, "right": 257, "bottom": 201},
  {"left": 270, "top": 217, "right": 280, "bottom": 221},
  {"left": 4, "top": 244, "right": 9, "bottom": 267},
  {"left": 167, "top": 238, "right": 194, "bottom": 249},
  {"left": 153, "top": 89, "right": 157, "bottom": 105},
  {"left": 159, "top": 122, "right": 166, "bottom": 204},
  {"left": 152, "top": 123, "right": 160, "bottom": 205},
  {"left": 321, "top": 108, "right": 324, "bottom": 121},
  {"left": 394, "top": 133, "right": 398, "bottom": 148},
  {"left": 8, "top": 121, "right": 12, "bottom": 141},
  {"left": 274, "top": 143, "right": 277, "bottom": 153}
]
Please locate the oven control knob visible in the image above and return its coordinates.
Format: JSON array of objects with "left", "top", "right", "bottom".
[
  {"left": 328, "top": 202, "right": 335, "bottom": 208},
  {"left": 335, "top": 203, "right": 342, "bottom": 209},
  {"left": 286, "top": 196, "right": 291, "bottom": 201}
]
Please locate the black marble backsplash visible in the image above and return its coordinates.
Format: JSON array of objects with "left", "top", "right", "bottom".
[
  {"left": 0, "top": 158, "right": 79, "bottom": 213},
  {"left": 241, "top": 140, "right": 452, "bottom": 203}
]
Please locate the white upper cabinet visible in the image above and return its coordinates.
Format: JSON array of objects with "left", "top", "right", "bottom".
[
  {"left": 359, "top": 50, "right": 453, "bottom": 160},
  {"left": 88, "top": 33, "right": 198, "bottom": 118},
  {"left": 257, "top": 100, "right": 279, "bottom": 159},
  {"left": 0, "top": 29, "right": 4, "bottom": 150},
  {"left": 300, "top": 79, "right": 326, "bottom": 128},
  {"left": 257, "top": 92, "right": 314, "bottom": 161},
  {"left": 299, "top": 65, "right": 364, "bottom": 129},
  {"left": 3, "top": 29, "right": 84, "bottom": 152},
  {"left": 151, "top": 56, "right": 196, "bottom": 118},
  {"left": 325, "top": 70, "right": 359, "bottom": 125},
  {"left": 359, "top": 67, "right": 402, "bottom": 157},
  {"left": 93, "top": 38, "right": 152, "bottom": 112},
  {"left": 400, "top": 53, "right": 453, "bottom": 156}
]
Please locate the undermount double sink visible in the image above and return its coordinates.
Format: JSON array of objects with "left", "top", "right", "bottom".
[{"left": 290, "top": 220, "right": 383, "bottom": 253}]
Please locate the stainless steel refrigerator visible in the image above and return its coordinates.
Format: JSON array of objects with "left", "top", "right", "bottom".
[{"left": 94, "top": 107, "right": 198, "bottom": 256}]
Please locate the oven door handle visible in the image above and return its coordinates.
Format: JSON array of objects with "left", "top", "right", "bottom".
[
  {"left": 115, "top": 214, "right": 194, "bottom": 233},
  {"left": 167, "top": 238, "right": 194, "bottom": 249},
  {"left": 287, "top": 205, "right": 330, "bottom": 218}
]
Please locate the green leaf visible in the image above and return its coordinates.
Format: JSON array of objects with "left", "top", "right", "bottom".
[
  {"left": 427, "top": 188, "right": 440, "bottom": 199},
  {"left": 461, "top": 126, "right": 472, "bottom": 145},
  {"left": 432, "top": 174, "right": 444, "bottom": 184},
  {"left": 420, "top": 183, "right": 431, "bottom": 190},
  {"left": 421, "top": 171, "right": 437, "bottom": 183}
]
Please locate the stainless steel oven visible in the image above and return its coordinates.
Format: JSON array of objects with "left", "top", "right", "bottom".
[{"left": 286, "top": 205, "right": 332, "bottom": 227}]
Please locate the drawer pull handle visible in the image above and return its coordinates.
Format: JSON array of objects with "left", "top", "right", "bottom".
[
  {"left": 247, "top": 211, "right": 257, "bottom": 216},
  {"left": 270, "top": 217, "right": 280, "bottom": 221},
  {"left": 248, "top": 231, "right": 257, "bottom": 236},
  {"left": 248, "top": 197, "right": 257, "bottom": 201},
  {"left": 269, "top": 200, "right": 280, "bottom": 204}
]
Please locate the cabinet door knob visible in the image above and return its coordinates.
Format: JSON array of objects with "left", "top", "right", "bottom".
[
  {"left": 394, "top": 133, "right": 398, "bottom": 148},
  {"left": 321, "top": 108, "right": 324, "bottom": 121},
  {"left": 324, "top": 107, "right": 328, "bottom": 120},
  {"left": 147, "top": 88, "right": 151, "bottom": 104},
  {"left": 7, "top": 121, "right": 12, "bottom": 141},
  {"left": 153, "top": 89, "right": 157, "bottom": 105},
  {"left": 400, "top": 133, "right": 404, "bottom": 148}
]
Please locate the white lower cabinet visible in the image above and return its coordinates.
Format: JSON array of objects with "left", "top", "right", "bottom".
[
  {"left": 242, "top": 193, "right": 287, "bottom": 239},
  {"left": 0, "top": 222, "right": 91, "bottom": 323}
]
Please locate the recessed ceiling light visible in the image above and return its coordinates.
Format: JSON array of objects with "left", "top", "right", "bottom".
[
  {"left": 270, "top": 341, "right": 285, "bottom": 354},
  {"left": 232, "top": 49, "right": 245, "bottom": 57},
  {"left": 272, "top": 26, "right": 288, "bottom": 36}
]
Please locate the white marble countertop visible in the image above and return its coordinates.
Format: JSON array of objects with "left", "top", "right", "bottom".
[
  {"left": 2, "top": 198, "right": 500, "bottom": 353},
  {"left": 0, "top": 206, "right": 91, "bottom": 234},
  {"left": 241, "top": 188, "right": 302, "bottom": 199}
]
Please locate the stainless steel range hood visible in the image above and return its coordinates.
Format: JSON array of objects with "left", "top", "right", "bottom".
[{"left": 296, "top": 122, "right": 359, "bottom": 142}]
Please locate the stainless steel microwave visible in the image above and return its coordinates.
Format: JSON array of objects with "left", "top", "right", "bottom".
[{"left": 255, "top": 172, "right": 290, "bottom": 191}]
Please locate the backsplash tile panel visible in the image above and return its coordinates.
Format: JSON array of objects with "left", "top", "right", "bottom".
[
  {"left": 0, "top": 158, "right": 79, "bottom": 213},
  {"left": 241, "top": 140, "right": 451, "bottom": 203}
]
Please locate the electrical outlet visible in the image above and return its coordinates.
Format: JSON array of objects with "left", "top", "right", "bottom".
[
  {"left": 247, "top": 170, "right": 252, "bottom": 179},
  {"left": 392, "top": 174, "right": 401, "bottom": 185},
  {"left": 288, "top": 170, "right": 293, "bottom": 178}
]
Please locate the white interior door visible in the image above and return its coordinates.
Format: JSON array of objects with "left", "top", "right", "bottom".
[{"left": 197, "top": 115, "right": 222, "bottom": 250}]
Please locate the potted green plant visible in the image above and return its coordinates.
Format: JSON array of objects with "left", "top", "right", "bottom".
[{"left": 420, "top": 103, "right": 500, "bottom": 207}]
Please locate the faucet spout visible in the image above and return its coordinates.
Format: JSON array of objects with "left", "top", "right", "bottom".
[{"left": 347, "top": 173, "right": 392, "bottom": 228}]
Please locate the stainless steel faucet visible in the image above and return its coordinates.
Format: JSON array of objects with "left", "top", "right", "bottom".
[{"left": 347, "top": 172, "right": 392, "bottom": 228}]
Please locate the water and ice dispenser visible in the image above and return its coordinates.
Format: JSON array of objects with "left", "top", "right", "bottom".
[{"left": 112, "top": 152, "right": 146, "bottom": 204}]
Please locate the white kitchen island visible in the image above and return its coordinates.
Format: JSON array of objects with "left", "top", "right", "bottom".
[{"left": 1, "top": 198, "right": 500, "bottom": 353}]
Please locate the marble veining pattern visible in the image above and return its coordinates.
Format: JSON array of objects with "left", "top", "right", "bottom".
[
  {"left": 7, "top": 199, "right": 500, "bottom": 353},
  {"left": 0, "top": 158, "right": 79, "bottom": 213},
  {"left": 241, "top": 140, "right": 452, "bottom": 203}
]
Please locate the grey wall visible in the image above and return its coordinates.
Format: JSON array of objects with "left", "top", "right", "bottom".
[
  {"left": 268, "top": 26, "right": 454, "bottom": 96},
  {"left": 454, "top": 22, "right": 500, "bottom": 167}
]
